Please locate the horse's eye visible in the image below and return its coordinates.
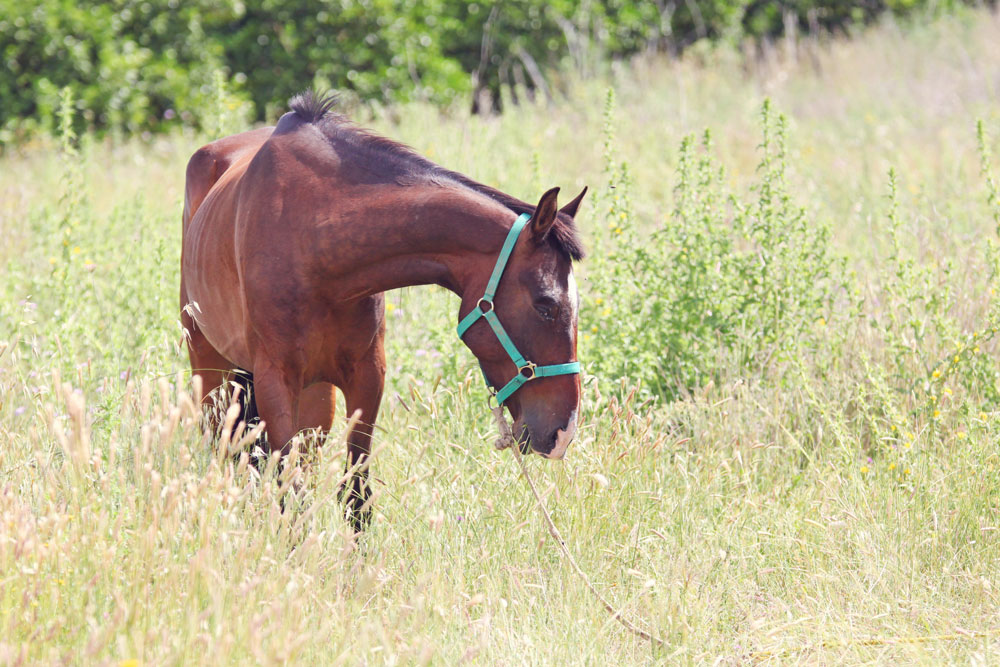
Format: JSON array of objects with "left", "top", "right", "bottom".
[{"left": 534, "top": 303, "right": 556, "bottom": 321}]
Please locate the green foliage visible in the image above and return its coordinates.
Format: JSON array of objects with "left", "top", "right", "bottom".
[
  {"left": 581, "top": 99, "right": 845, "bottom": 400},
  {"left": 1, "top": 0, "right": 988, "bottom": 141}
]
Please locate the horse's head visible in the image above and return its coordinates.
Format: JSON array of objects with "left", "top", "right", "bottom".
[{"left": 458, "top": 186, "right": 587, "bottom": 459}]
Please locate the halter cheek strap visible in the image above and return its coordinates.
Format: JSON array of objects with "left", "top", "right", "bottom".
[{"left": 456, "top": 213, "right": 581, "bottom": 405}]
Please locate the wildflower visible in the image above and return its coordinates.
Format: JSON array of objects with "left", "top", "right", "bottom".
[
  {"left": 905, "top": 468, "right": 911, "bottom": 475},
  {"left": 817, "top": 317, "right": 826, "bottom": 327},
  {"left": 888, "top": 463, "right": 896, "bottom": 471},
  {"left": 385, "top": 302, "right": 395, "bottom": 313},
  {"left": 932, "top": 370, "right": 941, "bottom": 378},
  {"left": 614, "top": 227, "right": 623, "bottom": 235},
  {"left": 594, "top": 297, "right": 604, "bottom": 306},
  {"left": 14, "top": 406, "right": 26, "bottom": 417},
  {"left": 930, "top": 394, "right": 937, "bottom": 403},
  {"left": 980, "top": 412, "right": 988, "bottom": 421},
  {"left": 974, "top": 346, "right": 981, "bottom": 353},
  {"left": 933, "top": 410, "right": 941, "bottom": 419},
  {"left": 118, "top": 660, "right": 140, "bottom": 667},
  {"left": 601, "top": 307, "right": 611, "bottom": 317},
  {"left": 49, "top": 257, "right": 57, "bottom": 265},
  {"left": 590, "top": 325, "right": 598, "bottom": 333},
  {"left": 890, "top": 424, "right": 897, "bottom": 431},
  {"left": 72, "top": 246, "right": 81, "bottom": 255},
  {"left": 954, "top": 355, "right": 960, "bottom": 363},
  {"left": 860, "top": 465, "right": 869, "bottom": 474},
  {"left": 956, "top": 431, "right": 967, "bottom": 440},
  {"left": 619, "top": 212, "right": 626, "bottom": 220},
  {"left": 944, "top": 387, "right": 952, "bottom": 396}
]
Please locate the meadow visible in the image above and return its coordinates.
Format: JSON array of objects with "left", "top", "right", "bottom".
[{"left": 2, "top": 9, "right": 1000, "bottom": 664}]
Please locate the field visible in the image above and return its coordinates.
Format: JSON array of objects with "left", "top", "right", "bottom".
[{"left": 3, "top": 10, "right": 1000, "bottom": 664}]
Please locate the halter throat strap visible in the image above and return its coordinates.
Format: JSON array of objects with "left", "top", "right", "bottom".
[{"left": 456, "top": 213, "right": 581, "bottom": 405}]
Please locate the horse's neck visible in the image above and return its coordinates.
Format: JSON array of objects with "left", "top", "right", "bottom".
[{"left": 324, "top": 187, "right": 512, "bottom": 302}]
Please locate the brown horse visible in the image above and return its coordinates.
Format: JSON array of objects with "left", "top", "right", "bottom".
[{"left": 181, "top": 92, "right": 585, "bottom": 520}]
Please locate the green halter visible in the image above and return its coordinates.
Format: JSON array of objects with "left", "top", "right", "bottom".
[{"left": 456, "top": 213, "right": 581, "bottom": 405}]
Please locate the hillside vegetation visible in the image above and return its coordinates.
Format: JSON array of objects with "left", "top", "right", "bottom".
[{"left": 2, "top": 9, "right": 1000, "bottom": 664}]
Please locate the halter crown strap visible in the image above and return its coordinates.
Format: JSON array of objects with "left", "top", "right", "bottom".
[{"left": 456, "top": 213, "right": 581, "bottom": 405}]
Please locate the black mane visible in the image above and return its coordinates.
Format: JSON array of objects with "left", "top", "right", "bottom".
[{"left": 287, "top": 90, "right": 585, "bottom": 261}]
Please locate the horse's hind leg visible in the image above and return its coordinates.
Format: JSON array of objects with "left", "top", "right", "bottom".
[{"left": 181, "top": 301, "right": 238, "bottom": 429}]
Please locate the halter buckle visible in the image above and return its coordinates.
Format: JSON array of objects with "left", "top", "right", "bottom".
[{"left": 518, "top": 362, "right": 537, "bottom": 380}]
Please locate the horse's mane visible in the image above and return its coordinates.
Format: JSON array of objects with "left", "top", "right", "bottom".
[{"left": 288, "top": 91, "right": 585, "bottom": 261}]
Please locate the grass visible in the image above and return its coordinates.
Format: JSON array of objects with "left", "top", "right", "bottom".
[{"left": 2, "top": 8, "right": 1000, "bottom": 664}]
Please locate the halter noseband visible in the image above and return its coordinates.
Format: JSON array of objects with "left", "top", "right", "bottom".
[{"left": 456, "top": 213, "right": 581, "bottom": 405}]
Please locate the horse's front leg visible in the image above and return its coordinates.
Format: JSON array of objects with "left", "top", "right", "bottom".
[{"left": 340, "top": 337, "right": 387, "bottom": 531}]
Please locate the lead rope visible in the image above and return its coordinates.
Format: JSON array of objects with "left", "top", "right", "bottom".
[{"left": 492, "top": 406, "right": 668, "bottom": 649}]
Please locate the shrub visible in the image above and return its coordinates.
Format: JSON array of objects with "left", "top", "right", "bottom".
[{"left": 580, "top": 98, "right": 845, "bottom": 400}]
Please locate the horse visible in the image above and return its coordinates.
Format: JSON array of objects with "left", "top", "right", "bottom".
[{"left": 180, "top": 92, "right": 586, "bottom": 524}]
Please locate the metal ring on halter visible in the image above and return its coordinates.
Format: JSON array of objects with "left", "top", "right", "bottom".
[
  {"left": 477, "top": 298, "right": 493, "bottom": 314},
  {"left": 518, "top": 362, "right": 537, "bottom": 380},
  {"left": 487, "top": 387, "right": 499, "bottom": 409}
]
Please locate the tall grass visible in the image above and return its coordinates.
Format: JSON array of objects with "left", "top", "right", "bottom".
[{"left": 2, "top": 9, "right": 1000, "bottom": 663}]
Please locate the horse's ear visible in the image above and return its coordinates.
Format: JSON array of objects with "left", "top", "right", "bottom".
[
  {"left": 559, "top": 186, "right": 588, "bottom": 219},
  {"left": 531, "top": 187, "right": 560, "bottom": 242}
]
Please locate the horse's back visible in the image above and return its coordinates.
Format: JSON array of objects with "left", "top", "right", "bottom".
[{"left": 182, "top": 126, "right": 275, "bottom": 228}]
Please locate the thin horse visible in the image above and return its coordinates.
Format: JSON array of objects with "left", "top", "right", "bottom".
[{"left": 180, "top": 92, "right": 585, "bottom": 521}]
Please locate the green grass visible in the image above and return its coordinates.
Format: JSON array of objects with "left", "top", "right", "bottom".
[{"left": 3, "top": 9, "right": 1000, "bottom": 664}]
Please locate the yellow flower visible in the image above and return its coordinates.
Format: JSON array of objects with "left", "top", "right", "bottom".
[
  {"left": 888, "top": 463, "right": 896, "bottom": 470},
  {"left": 933, "top": 410, "right": 941, "bottom": 419},
  {"left": 956, "top": 431, "right": 967, "bottom": 440},
  {"left": 594, "top": 297, "right": 604, "bottom": 306},
  {"left": 974, "top": 346, "right": 980, "bottom": 353},
  {"left": 614, "top": 227, "right": 623, "bottom": 235},
  {"left": 954, "top": 355, "right": 960, "bottom": 363},
  {"left": 817, "top": 317, "right": 826, "bottom": 327},
  {"left": 980, "top": 412, "right": 988, "bottom": 421},
  {"left": 49, "top": 257, "right": 58, "bottom": 265},
  {"left": 944, "top": 387, "right": 952, "bottom": 396},
  {"left": 385, "top": 302, "right": 395, "bottom": 313},
  {"left": 932, "top": 370, "right": 941, "bottom": 378},
  {"left": 860, "top": 465, "right": 869, "bottom": 474},
  {"left": 619, "top": 212, "right": 626, "bottom": 220},
  {"left": 890, "top": 424, "right": 897, "bottom": 431},
  {"left": 72, "top": 246, "right": 81, "bottom": 255},
  {"left": 119, "top": 661, "right": 140, "bottom": 667},
  {"left": 930, "top": 394, "right": 937, "bottom": 402},
  {"left": 590, "top": 325, "right": 598, "bottom": 333},
  {"left": 601, "top": 307, "right": 611, "bottom": 317},
  {"left": 905, "top": 468, "right": 911, "bottom": 475}
]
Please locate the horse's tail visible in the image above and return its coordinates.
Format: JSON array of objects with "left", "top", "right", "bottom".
[{"left": 230, "top": 368, "right": 260, "bottom": 431}]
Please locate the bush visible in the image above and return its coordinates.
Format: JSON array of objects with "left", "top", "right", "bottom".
[{"left": 580, "top": 97, "right": 845, "bottom": 400}]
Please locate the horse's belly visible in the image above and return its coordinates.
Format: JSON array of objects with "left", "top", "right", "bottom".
[{"left": 182, "top": 187, "right": 253, "bottom": 368}]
